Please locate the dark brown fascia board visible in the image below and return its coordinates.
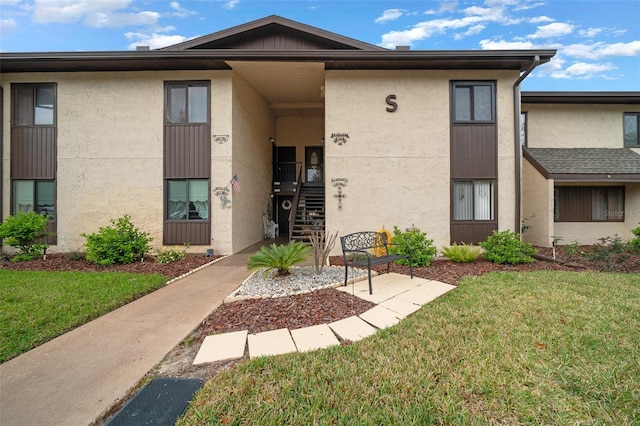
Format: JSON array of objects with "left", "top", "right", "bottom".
[
  {"left": 0, "top": 49, "right": 556, "bottom": 73},
  {"left": 522, "top": 91, "right": 640, "bottom": 104},
  {"left": 160, "top": 15, "right": 387, "bottom": 52},
  {"left": 523, "top": 149, "right": 550, "bottom": 178}
]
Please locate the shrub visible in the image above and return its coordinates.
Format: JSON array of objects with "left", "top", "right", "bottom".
[
  {"left": 441, "top": 243, "right": 481, "bottom": 263},
  {"left": 479, "top": 230, "right": 537, "bottom": 265},
  {"left": 562, "top": 241, "right": 583, "bottom": 256},
  {"left": 66, "top": 250, "right": 86, "bottom": 261},
  {"left": 0, "top": 212, "right": 53, "bottom": 261},
  {"left": 82, "top": 215, "right": 152, "bottom": 266},
  {"left": 585, "top": 235, "right": 630, "bottom": 271},
  {"left": 247, "top": 240, "right": 311, "bottom": 277},
  {"left": 630, "top": 224, "right": 640, "bottom": 253},
  {"left": 155, "top": 245, "right": 189, "bottom": 264},
  {"left": 389, "top": 226, "right": 437, "bottom": 267}
]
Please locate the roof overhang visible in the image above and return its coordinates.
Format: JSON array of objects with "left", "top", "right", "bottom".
[
  {"left": 0, "top": 49, "right": 556, "bottom": 74},
  {"left": 524, "top": 148, "right": 640, "bottom": 183},
  {"left": 522, "top": 91, "right": 640, "bottom": 105}
]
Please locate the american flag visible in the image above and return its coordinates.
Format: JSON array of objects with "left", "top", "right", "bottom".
[{"left": 230, "top": 174, "right": 240, "bottom": 192}]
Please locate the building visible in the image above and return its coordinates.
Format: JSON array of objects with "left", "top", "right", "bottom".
[
  {"left": 521, "top": 92, "right": 640, "bottom": 246},
  {"left": 1, "top": 15, "right": 638, "bottom": 255}
]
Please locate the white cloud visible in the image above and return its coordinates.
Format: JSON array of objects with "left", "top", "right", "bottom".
[
  {"left": 530, "top": 16, "right": 553, "bottom": 23},
  {"left": 479, "top": 38, "right": 535, "bottom": 49},
  {"left": 32, "top": 0, "right": 131, "bottom": 23},
  {"left": 379, "top": 0, "right": 523, "bottom": 48},
  {"left": 375, "top": 9, "right": 405, "bottom": 24},
  {"left": 455, "top": 24, "right": 486, "bottom": 40},
  {"left": 85, "top": 11, "right": 160, "bottom": 28},
  {"left": 550, "top": 61, "right": 617, "bottom": 79},
  {"left": 0, "top": 17, "right": 17, "bottom": 35},
  {"left": 527, "top": 22, "right": 574, "bottom": 39},
  {"left": 125, "top": 31, "right": 194, "bottom": 50},
  {"left": 579, "top": 27, "right": 603, "bottom": 38},
  {"left": 563, "top": 41, "right": 640, "bottom": 60},
  {"left": 223, "top": 0, "right": 239, "bottom": 10},
  {"left": 170, "top": 1, "right": 196, "bottom": 17}
]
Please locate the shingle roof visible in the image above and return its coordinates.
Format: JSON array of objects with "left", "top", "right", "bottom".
[{"left": 523, "top": 148, "right": 640, "bottom": 182}]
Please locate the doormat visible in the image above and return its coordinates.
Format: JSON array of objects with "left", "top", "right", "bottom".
[{"left": 106, "top": 378, "right": 202, "bottom": 426}]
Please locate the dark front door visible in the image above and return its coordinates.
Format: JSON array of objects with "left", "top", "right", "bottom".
[
  {"left": 276, "top": 195, "right": 293, "bottom": 235},
  {"left": 305, "top": 146, "right": 323, "bottom": 186},
  {"left": 275, "top": 146, "right": 297, "bottom": 183}
]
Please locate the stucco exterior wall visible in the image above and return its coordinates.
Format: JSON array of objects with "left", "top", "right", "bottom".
[
  {"left": 276, "top": 115, "right": 324, "bottom": 183},
  {"left": 324, "top": 69, "right": 519, "bottom": 253},
  {"left": 523, "top": 103, "right": 640, "bottom": 149},
  {"left": 2, "top": 71, "right": 234, "bottom": 254},
  {"left": 230, "top": 73, "right": 275, "bottom": 253},
  {"left": 553, "top": 183, "right": 640, "bottom": 245},
  {"left": 521, "top": 159, "right": 554, "bottom": 246}
]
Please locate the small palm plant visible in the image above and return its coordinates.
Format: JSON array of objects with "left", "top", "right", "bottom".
[{"left": 247, "top": 240, "right": 311, "bottom": 277}]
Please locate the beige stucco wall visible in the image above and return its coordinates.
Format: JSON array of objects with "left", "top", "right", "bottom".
[
  {"left": 276, "top": 115, "right": 324, "bottom": 183},
  {"left": 1, "top": 70, "right": 239, "bottom": 254},
  {"left": 523, "top": 103, "right": 640, "bottom": 149},
  {"left": 553, "top": 183, "right": 640, "bottom": 245},
  {"left": 521, "top": 158, "right": 554, "bottom": 246},
  {"left": 229, "top": 73, "right": 275, "bottom": 253},
  {"left": 324, "top": 69, "right": 519, "bottom": 253}
]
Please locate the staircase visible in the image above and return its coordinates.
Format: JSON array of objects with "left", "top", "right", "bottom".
[{"left": 290, "top": 185, "right": 325, "bottom": 242}]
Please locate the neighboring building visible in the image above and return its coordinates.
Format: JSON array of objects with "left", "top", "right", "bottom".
[
  {"left": 2, "top": 15, "right": 636, "bottom": 255},
  {"left": 521, "top": 92, "right": 640, "bottom": 246}
]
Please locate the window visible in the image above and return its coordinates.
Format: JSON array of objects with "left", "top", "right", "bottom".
[
  {"left": 554, "top": 186, "right": 624, "bottom": 222},
  {"left": 167, "top": 179, "right": 209, "bottom": 220},
  {"left": 13, "top": 180, "right": 55, "bottom": 220},
  {"left": 453, "top": 180, "right": 495, "bottom": 221},
  {"left": 13, "top": 83, "right": 56, "bottom": 126},
  {"left": 520, "top": 112, "right": 528, "bottom": 146},
  {"left": 452, "top": 82, "right": 495, "bottom": 123},
  {"left": 624, "top": 113, "right": 639, "bottom": 147},
  {"left": 165, "top": 82, "right": 208, "bottom": 124}
]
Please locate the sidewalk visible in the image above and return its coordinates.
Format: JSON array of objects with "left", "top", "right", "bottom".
[{"left": 0, "top": 247, "right": 257, "bottom": 426}]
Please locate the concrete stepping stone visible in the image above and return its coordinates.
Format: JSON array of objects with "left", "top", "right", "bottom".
[
  {"left": 290, "top": 324, "right": 340, "bottom": 352},
  {"left": 248, "top": 328, "right": 297, "bottom": 359},
  {"left": 359, "top": 305, "right": 405, "bottom": 329},
  {"left": 396, "top": 280, "right": 456, "bottom": 305},
  {"left": 379, "top": 297, "right": 422, "bottom": 316},
  {"left": 328, "top": 316, "right": 377, "bottom": 342},
  {"left": 337, "top": 273, "right": 432, "bottom": 304},
  {"left": 193, "top": 330, "right": 247, "bottom": 365}
]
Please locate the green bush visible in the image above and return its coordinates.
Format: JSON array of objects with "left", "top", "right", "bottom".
[
  {"left": 479, "top": 230, "right": 537, "bottom": 265},
  {"left": 247, "top": 241, "right": 311, "bottom": 277},
  {"left": 82, "top": 215, "right": 152, "bottom": 266},
  {"left": 155, "top": 245, "right": 189, "bottom": 264},
  {"left": 585, "top": 235, "right": 630, "bottom": 271},
  {"left": 389, "top": 226, "right": 437, "bottom": 267},
  {"left": 630, "top": 224, "right": 640, "bottom": 253},
  {"left": 441, "top": 243, "right": 481, "bottom": 263},
  {"left": 0, "top": 212, "right": 52, "bottom": 261}
]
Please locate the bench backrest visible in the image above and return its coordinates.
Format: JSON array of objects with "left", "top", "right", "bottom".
[{"left": 340, "top": 231, "right": 388, "bottom": 252}]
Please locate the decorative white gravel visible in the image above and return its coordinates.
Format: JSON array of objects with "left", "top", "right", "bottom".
[{"left": 229, "top": 266, "right": 369, "bottom": 299}]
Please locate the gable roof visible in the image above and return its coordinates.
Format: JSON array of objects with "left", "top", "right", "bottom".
[
  {"left": 160, "top": 15, "right": 385, "bottom": 51},
  {"left": 524, "top": 148, "right": 640, "bottom": 182}
]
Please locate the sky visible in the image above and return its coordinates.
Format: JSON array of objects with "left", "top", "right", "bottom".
[{"left": 0, "top": 0, "right": 639, "bottom": 91}]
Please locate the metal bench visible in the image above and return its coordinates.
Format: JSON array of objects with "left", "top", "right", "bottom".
[{"left": 340, "top": 231, "right": 413, "bottom": 294}]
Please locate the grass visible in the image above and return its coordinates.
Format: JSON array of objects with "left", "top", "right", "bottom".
[
  {"left": 0, "top": 270, "right": 168, "bottom": 363},
  {"left": 178, "top": 271, "right": 640, "bottom": 425}
]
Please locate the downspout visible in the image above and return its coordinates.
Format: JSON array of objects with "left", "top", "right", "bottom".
[{"left": 513, "top": 55, "right": 540, "bottom": 233}]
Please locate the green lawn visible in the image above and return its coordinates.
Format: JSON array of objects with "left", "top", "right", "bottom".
[
  {"left": 0, "top": 270, "right": 168, "bottom": 363},
  {"left": 179, "top": 271, "right": 640, "bottom": 425}
]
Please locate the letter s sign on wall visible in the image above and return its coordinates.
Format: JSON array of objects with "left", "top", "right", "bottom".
[{"left": 386, "top": 94, "right": 397, "bottom": 112}]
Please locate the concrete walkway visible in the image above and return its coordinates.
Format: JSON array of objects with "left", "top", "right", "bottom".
[
  {"left": 192, "top": 273, "right": 455, "bottom": 363},
  {"left": 0, "top": 247, "right": 257, "bottom": 426}
]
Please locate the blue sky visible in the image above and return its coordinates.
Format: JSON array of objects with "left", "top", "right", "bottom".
[{"left": 1, "top": 0, "right": 638, "bottom": 91}]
